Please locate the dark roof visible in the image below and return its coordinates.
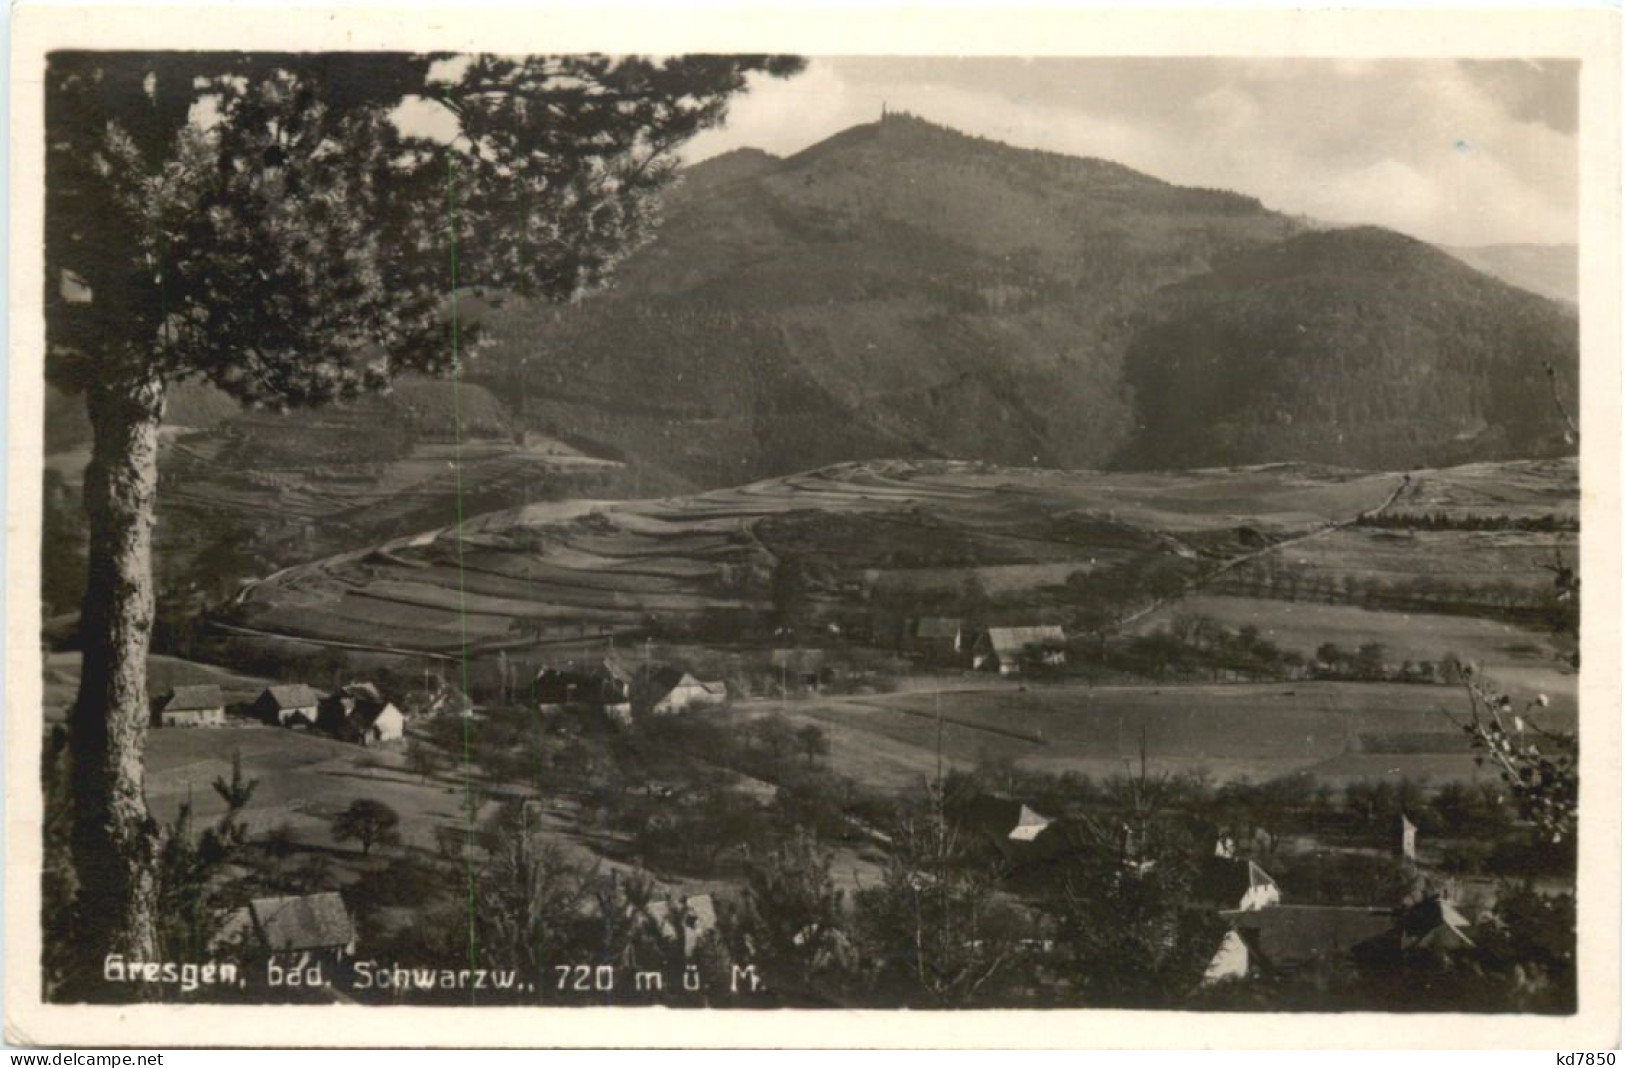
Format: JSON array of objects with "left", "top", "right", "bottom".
[
  {"left": 1397, "top": 897, "right": 1475, "bottom": 951},
  {"left": 950, "top": 793, "right": 1070, "bottom": 867},
  {"left": 913, "top": 617, "right": 963, "bottom": 639},
  {"left": 951, "top": 793, "right": 1026, "bottom": 838},
  {"left": 644, "top": 665, "right": 690, "bottom": 693},
  {"left": 1194, "top": 857, "right": 1279, "bottom": 907},
  {"left": 1221, "top": 905, "right": 1394, "bottom": 970},
  {"left": 250, "top": 892, "right": 354, "bottom": 953},
  {"left": 339, "top": 681, "right": 383, "bottom": 704},
  {"left": 260, "top": 684, "right": 321, "bottom": 710},
  {"left": 600, "top": 658, "right": 634, "bottom": 685},
  {"left": 161, "top": 684, "right": 223, "bottom": 712},
  {"left": 535, "top": 663, "right": 628, "bottom": 687}
]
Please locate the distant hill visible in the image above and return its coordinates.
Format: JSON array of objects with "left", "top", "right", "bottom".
[
  {"left": 1443, "top": 243, "right": 1578, "bottom": 304},
  {"left": 461, "top": 112, "right": 1577, "bottom": 484},
  {"left": 1118, "top": 228, "right": 1579, "bottom": 470}
]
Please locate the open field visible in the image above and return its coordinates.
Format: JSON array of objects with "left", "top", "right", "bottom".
[
  {"left": 1129, "top": 595, "right": 1577, "bottom": 704},
  {"left": 1398, "top": 458, "right": 1578, "bottom": 521},
  {"left": 142, "top": 725, "right": 481, "bottom": 849},
  {"left": 1255, "top": 527, "right": 1576, "bottom": 593},
  {"left": 142, "top": 720, "right": 730, "bottom": 913},
  {"left": 742, "top": 679, "right": 1577, "bottom": 791}
]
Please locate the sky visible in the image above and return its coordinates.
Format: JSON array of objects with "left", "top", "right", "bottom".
[{"left": 678, "top": 57, "right": 1578, "bottom": 248}]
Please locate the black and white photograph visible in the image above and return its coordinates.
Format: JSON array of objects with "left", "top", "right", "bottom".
[{"left": 6, "top": 4, "right": 1620, "bottom": 1049}]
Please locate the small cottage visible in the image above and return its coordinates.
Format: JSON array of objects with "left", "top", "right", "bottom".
[
  {"left": 153, "top": 684, "right": 225, "bottom": 728},
  {"left": 254, "top": 684, "right": 322, "bottom": 728},
  {"left": 218, "top": 891, "right": 357, "bottom": 966}
]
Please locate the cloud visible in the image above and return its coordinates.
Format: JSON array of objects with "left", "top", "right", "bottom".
[
  {"left": 683, "top": 57, "right": 1577, "bottom": 247},
  {"left": 1458, "top": 59, "right": 1578, "bottom": 135}
]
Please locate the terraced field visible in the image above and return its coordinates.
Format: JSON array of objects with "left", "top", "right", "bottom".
[{"left": 227, "top": 460, "right": 1406, "bottom": 657}]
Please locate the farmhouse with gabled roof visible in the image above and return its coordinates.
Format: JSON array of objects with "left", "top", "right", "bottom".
[
  {"left": 254, "top": 683, "right": 322, "bottom": 727},
  {"left": 971, "top": 625, "right": 1066, "bottom": 675},
  {"left": 153, "top": 684, "right": 225, "bottom": 728},
  {"left": 219, "top": 892, "right": 357, "bottom": 966}
]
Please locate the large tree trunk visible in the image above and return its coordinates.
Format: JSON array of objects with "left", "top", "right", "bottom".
[{"left": 68, "top": 374, "right": 165, "bottom": 990}]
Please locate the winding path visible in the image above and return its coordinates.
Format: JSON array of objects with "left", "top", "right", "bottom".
[{"left": 1112, "top": 473, "right": 1411, "bottom": 631}]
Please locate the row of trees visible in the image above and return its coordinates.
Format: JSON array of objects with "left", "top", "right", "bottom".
[
  {"left": 1355, "top": 510, "right": 1579, "bottom": 533},
  {"left": 1210, "top": 563, "right": 1571, "bottom": 627}
]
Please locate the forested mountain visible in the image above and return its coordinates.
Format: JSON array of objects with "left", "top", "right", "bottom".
[
  {"left": 1443, "top": 243, "right": 1578, "bottom": 305},
  {"left": 460, "top": 112, "right": 1576, "bottom": 484},
  {"left": 45, "top": 112, "right": 1581, "bottom": 487},
  {"left": 1118, "top": 228, "right": 1579, "bottom": 470}
]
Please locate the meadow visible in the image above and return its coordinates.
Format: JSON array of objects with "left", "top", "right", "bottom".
[
  {"left": 769, "top": 678, "right": 1576, "bottom": 791},
  {"left": 1129, "top": 595, "right": 1577, "bottom": 704}
]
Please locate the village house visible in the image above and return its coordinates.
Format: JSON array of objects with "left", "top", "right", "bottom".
[
  {"left": 904, "top": 616, "right": 966, "bottom": 660},
  {"left": 1390, "top": 896, "right": 1475, "bottom": 954},
  {"left": 253, "top": 683, "right": 322, "bottom": 728},
  {"left": 646, "top": 894, "right": 718, "bottom": 956},
  {"left": 1202, "top": 892, "right": 1477, "bottom": 986},
  {"left": 153, "top": 684, "right": 226, "bottom": 728},
  {"left": 534, "top": 658, "right": 634, "bottom": 720},
  {"left": 218, "top": 891, "right": 357, "bottom": 967},
  {"left": 949, "top": 793, "right": 1073, "bottom": 873},
  {"left": 768, "top": 648, "right": 836, "bottom": 693},
  {"left": 1202, "top": 903, "right": 1396, "bottom": 984},
  {"left": 345, "top": 700, "right": 405, "bottom": 746},
  {"left": 318, "top": 683, "right": 405, "bottom": 746},
  {"left": 638, "top": 667, "right": 729, "bottom": 715},
  {"left": 402, "top": 677, "right": 474, "bottom": 719},
  {"left": 971, "top": 625, "right": 1067, "bottom": 675},
  {"left": 1194, "top": 856, "right": 1282, "bottom": 913}
]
